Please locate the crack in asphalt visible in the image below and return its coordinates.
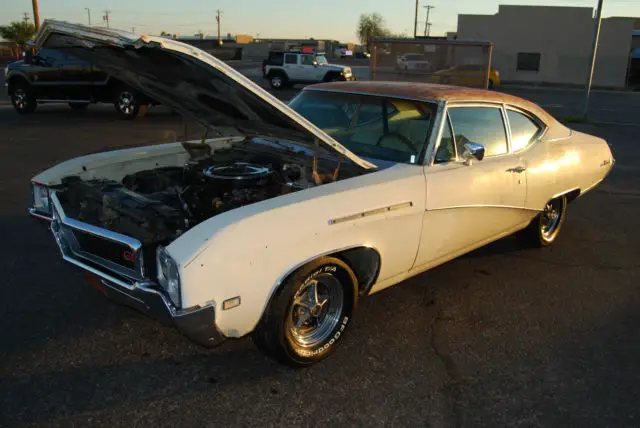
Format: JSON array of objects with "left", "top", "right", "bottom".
[{"left": 426, "top": 297, "right": 464, "bottom": 428}]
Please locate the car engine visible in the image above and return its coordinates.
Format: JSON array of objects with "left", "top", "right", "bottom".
[{"left": 57, "top": 145, "right": 342, "bottom": 246}]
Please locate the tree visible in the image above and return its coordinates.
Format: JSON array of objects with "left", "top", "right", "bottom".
[
  {"left": 160, "top": 31, "right": 171, "bottom": 37},
  {"left": 0, "top": 20, "right": 36, "bottom": 59},
  {"left": 356, "top": 13, "right": 389, "bottom": 51}
]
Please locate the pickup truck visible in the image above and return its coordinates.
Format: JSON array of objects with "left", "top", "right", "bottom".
[
  {"left": 4, "top": 48, "right": 155, "bottom": 118},
  {"left": 262, "top": 51, "right": 355, "bottom": 89}
]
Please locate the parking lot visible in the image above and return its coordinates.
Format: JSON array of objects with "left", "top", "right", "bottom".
[{"left": 1, "top": 75, "right": 640, "bottom": 426}]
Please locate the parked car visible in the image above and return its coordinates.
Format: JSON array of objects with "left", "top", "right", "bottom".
[
  {"left": 3, "top": 47, "right": 155, "bottom": 118},
  {"left": 30, "top": 20, "right": 614, "bottom": 367},
  {"left": 353, "top": 52, "right": 371, "bottom": 60},
  {"left": 262, "top": 50, "right": 355, "bottom": 89},
  {"left": 396, "top": 53, "right": 433, "bottom": 72},
  {"left": 431, "top": 64, "right": 501, "bottom": 88}
]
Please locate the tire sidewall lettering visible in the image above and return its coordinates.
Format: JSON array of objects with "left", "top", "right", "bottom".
[{"left": 296, "top": 315, "right": 349, "bottom": 358}]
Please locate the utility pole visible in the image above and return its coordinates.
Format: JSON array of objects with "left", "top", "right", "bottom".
[
  {"left": 413, "top": 0, "right": 419, "bottom": 38},
  {"left": 583, "top": 0, "right": 604, "bottom": 119},
  {"left": 22, "top": 13, "right": 30, "bottom": 24},
  {"left": 85, "top": 8, "right": 91, "bottom": 26},
  {"left": 423, "top": 5, "right": 434, "bottom": 37},
  {"left": 216, "top": 9, "right": 222, "bottom": 44},
  {"left": 103, "top": 9, "right": 111, "bottom": 28},
  {"left": 32, "top": 0, "right": 40, "bottom": 30},
  {"left": 131, "top": 27, "right": 135, "bottom": 33}
]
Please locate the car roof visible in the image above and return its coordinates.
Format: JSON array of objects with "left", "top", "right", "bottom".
[{"left": 305, "top": 81, "right": 557, "bottom": 124}]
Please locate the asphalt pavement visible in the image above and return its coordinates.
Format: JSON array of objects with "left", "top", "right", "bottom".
[{"left": 0, "top": 85, "right": 639, "bottom": 427}]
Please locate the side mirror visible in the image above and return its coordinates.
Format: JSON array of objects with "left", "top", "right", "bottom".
[
  {"left": 462, "top": 142, "right": 485, "bottom": 165},
  {"left": 24, "top": 51, "right": 33, "bottom": 65}
]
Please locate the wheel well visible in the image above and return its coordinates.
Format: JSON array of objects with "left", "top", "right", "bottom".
[
  {"left": 554, "top": 188, "right": 580, "bottom": 204},
  {"left": 267, "top": 69, "right": 287, "bottom": 79},
  {"left": 332, "top": 247, "right": 381, "bottom": 296},
  {"left": 7, "top": 75, "right": 30, "bottom": 91}
]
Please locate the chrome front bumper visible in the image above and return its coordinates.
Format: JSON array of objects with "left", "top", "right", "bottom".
[{"left": 31, "top": 193, "right": 225, "bottom": 348}]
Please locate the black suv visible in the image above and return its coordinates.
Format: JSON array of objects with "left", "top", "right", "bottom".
[{"left": 4, "top": 48, "right": 155, "bottom": 118}]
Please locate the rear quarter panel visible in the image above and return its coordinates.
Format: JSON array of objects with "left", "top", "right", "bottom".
[{"left": 523, "top": 127, "right": 613, "bottom": 210}]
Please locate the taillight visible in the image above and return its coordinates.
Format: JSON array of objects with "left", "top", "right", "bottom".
[{"left": 263, "top": 65, "right": 267, "bottom": 72}]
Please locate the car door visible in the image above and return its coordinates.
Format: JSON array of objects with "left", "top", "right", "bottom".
[
  {"left": 298, "top": 54, "right": 321, "bottom": 82},
  {"left": 412, "top": 104, "right": 531, "bottom": 270},
  {"left": 283, "top": 53, "right": 300, "bottom": 81},
  {"left": 30, "top": 48, "right": 67, "bottom": 98}
]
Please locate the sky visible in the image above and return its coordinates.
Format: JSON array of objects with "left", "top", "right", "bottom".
[{"left": 2, "top": 0, "right": 640, "bottom": 43}]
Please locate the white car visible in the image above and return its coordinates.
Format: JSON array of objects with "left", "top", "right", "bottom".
[
  {"left": 29, "top": 20, "right": 615, "bottom": 367},
  {"left": 263, "top": 51, "right": 355, "bottom": 89},
  {"left": 396, "top": 53, "right": 433, "bottom": 72}
]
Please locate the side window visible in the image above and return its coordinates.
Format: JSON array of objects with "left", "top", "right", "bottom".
[
  {"left": 37, "top": 49, "right": 65, "bottom": 65},
  {"left": 448, "top": 107, "right": 508, "bottom": 157},
  {"left": 300, "top": 55, "right": 315, "bottom": 66},
  {"left": 434, "top": 116, "right": 456, "bottom": 163},
  {"left": 507, "top": 110, "right": 542, "bottom": 152},
  {"left": 284, "top": 54, "right": 297, "bottom": 65}
]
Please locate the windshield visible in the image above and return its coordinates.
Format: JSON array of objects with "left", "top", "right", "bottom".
[
  {"left": 315, "top": 55, "right": 328, "bottom": 65},
  {"left": 289, "top": 91, "right": 437, "bottom": 164}
]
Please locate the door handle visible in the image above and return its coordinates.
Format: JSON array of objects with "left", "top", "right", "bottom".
[{"left": 506, "top": 166, "right": 526, "bottom": 173}]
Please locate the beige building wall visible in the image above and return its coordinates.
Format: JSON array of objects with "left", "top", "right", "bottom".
[{"left": 458, "top": 5, "right": 636, "bottom": 87}]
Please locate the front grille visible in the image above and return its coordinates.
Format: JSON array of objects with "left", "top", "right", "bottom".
[
  {"left": 50, "top": 191, "right": 146, "bottom": 282},
  {"left": 74, "top": 230, "right": 137, "bottom": 270}
]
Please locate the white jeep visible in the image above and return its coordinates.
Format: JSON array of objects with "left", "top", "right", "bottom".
[{"left": 262, "top": 51, "right": 356, "bottom": 89}]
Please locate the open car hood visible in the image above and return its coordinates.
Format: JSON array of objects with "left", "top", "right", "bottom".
[{"left": 35, "top": 20, "right": 377, "bottom": 169}]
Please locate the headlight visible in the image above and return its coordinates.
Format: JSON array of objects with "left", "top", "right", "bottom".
[
  {"left": 32, "top": 184, "right": 51, "bottom": 215},
  {"left": 157, "top": 246, "right": 181, "bottom": 307}
]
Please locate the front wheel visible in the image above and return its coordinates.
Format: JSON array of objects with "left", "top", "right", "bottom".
[
  {"left": 113, "top": 88, "right": 140, "bottom": 119},
  {"left": 517, "top": 195, "right": 567, "bottom": 247},
  {"left": 252, "top": 257, "right": 358, "bottom": 367},
  {"left": 10, "top": 84, "right": 37, "bottom": 114}
]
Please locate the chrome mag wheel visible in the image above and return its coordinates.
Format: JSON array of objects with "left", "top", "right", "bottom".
[
  {"left": 540, "top": 198, "right": 564, "bottom": 241},
  {"left": 288, "top": 274, "right": 344, "bottom": 348}
]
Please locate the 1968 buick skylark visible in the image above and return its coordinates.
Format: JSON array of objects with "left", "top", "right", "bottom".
[{"left": 29, "top": 21, "right": 615, "bottom": 366}]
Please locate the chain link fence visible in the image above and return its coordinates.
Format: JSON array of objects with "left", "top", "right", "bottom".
[{"left": 370, "top": 38, "right": 494, "bottom": 89}]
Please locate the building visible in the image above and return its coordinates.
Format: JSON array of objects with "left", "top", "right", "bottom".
[{"left": 457, "top": 5, "right": 639, "bottom": 88}]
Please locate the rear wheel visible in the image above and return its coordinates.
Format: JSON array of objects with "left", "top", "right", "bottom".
[
  {"left": 269, "top": 73, "right": 286, "bottom": 90},
  {"left": 252, "top": 257, "right": 358, "bottom": 367},
  {"left": 517, "top": 196, "right": 567, "bottom": 247},
  {"left": 113, "top": 88, "right": 141, "bottom": 119},
  {"left": 10, "top": 83, "right": 37, "bottom": 114}
]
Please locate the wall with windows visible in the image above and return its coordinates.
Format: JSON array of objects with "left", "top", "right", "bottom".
[{"left": 457, "top": 5, "right": 637, "bottom": 87}]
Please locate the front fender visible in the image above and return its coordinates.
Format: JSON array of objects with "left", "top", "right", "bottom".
[{"left": 173, "top": 164, "right": 426, "bottom": 338}]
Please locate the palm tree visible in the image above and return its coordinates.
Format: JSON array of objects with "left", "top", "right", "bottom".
[{"left": 0, "top": 20, "right": 36, "bottom": 59}]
